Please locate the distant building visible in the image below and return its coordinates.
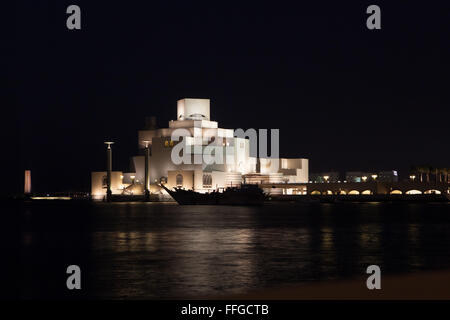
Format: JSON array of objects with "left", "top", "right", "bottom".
[
  {"left": 24, "top": 170, "right": 31, "bottom": 194},
  {"left": 377, "top": 170, "right": 399, "bottom": 183},
  {"left": 345, "top": 171, "right": 375, "bottom": 183},
  {"left": 310, "top": 172, "right": 340, "bottom": 183},
  {"left": 345, "top": 170, "right": 398, "bottom": 183}
]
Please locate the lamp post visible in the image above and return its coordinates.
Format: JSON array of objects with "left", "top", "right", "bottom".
[
  {"left": 323, "top": 175, "right": 329, "bottom": 183},
  {"left": 104, "top": 141, "right": 114, "bottom": 202},
  {"left": 143, "top": 140, "right": 151, "bottom": 201},
  {"left": 371, "top": 174, "right": 378, "bottom": 181},
  {"left": 410, "top": 175, "right": 416, "bottom": 181},
  {"left": 362, "top": 176, "right": 368, "bottom": 182}
]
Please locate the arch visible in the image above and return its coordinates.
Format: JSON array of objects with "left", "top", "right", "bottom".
[
  {"left": 390, "top": 190, "right": 402, "bottom": 194},
  {"left": 311, "top": 190, "right": 321, "bottom": 195},
  {"left": 424, "top": 189, "right": 441, "bottom": 194},
  {"left": 406, "top": 190, "right": 422, "bottom": 195},
  {"left": 348, "top": 190, "right": 360, "bottom": 195},
  {"left": 325, "top": 190, "right": 333, "bottom": 195},
  {"left": 176, "top": 174, "right": 183, "bottom": 187},
  {"left": 339, "top": 190, "right": 347, "bottom": 195},
  {"left": 361, "top": 190, "right": 372, "bottom": 195}
]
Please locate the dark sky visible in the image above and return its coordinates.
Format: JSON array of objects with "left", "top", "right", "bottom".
[{"left": 9, "top": 1, "right": 450, "bottom": 193}]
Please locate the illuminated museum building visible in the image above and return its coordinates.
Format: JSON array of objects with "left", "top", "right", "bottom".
[{"left": 91, "top": 98, "right": 309, "bottom": 199}]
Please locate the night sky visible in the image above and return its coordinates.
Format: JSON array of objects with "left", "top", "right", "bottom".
[{"left": 10, "top": 1, "right": 450, "bottom": 193}]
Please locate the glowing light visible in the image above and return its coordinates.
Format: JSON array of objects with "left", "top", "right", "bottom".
[
  {"left": 24, "top": 170, "right": 31, "bottom": 194},
  {"left": 362, "top": 176, "right": 368, "bottom": 182},
  {"left": 424, "top": 190, "right": 441, "bottom": 194},
  {"left": 406, "top": 190, "right": 422, "bottom": 195},
  {"left": 323, "top": 175, "right": 329, "bottom": 182},
  {"left": 31, "top": 197, "right": 71, "bottom": 200},
  {"left": 410, "top": 175, "right": 416, "bottom": 181},
  {"left": 371, "top": 175, "right": 377, "bottom": 180},
  {"left": 104, "top": 141, "right": 114, "bottom": 149},
  {"left": 142, "top": 140, "right": 150, "bottom": 148}
]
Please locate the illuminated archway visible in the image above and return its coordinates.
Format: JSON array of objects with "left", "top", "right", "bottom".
[
  {"left": 339, "top": 190, "right": 347, "bottom": 195},
  {"left": 390, "top": 190, "right": 402, "bottom": 195},
  {"left": 348, "top": 190, "right": 360, "bottom": 195},
  {"left": 361, "top": 190, "right": 372, "bottom": 195},
  {"left": 406, "top": 190, "right": 422, "bottom": 195},
  {"left": 325, "top": 190, "right": 333, "bottom": 195},
  {"left": 311, "top": 190, "right": 321, "bottom": 195},
  {"left": 424, "top": 189, "right": 441, "bottom": 194}
]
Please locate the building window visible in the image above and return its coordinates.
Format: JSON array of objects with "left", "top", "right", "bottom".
[
  {"left": 203, "top": 174, "right": 212, "bottom": 188},
  {"left": 188, "top": 113, "right": 206, "bottom": 120},
  {"left": 176, "top": 174, "right": 183, "bottom": 187},
  {"left": 164, "top": 140, "right": 174, "bottom": 147}
]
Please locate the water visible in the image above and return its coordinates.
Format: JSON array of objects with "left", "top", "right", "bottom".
[{"left": 14, "top": 201, "right": 450, "bottom": 299}]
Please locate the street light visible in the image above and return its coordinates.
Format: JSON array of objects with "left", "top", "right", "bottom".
[
  {"left": 142, "top": 140, "right": 151, "bottom": 201},
  {"left": 323, "top": 175, "right": 329, "bottom": 183},
  {"left": 362, "top": 176, "right": 368, "bottom": 182},
  {"left": 410, "top": 175, "right": 416, "bottom": 181},
  {"left": 104, "top": 141, "right": 114, "bottom": 201},
  {"left": 371, "top": 174, "right": 378, "bottom": 180}
]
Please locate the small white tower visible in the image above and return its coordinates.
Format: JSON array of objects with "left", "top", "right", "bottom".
[{"left": 24, "top": 170, "right": 31, "bottom": 194}]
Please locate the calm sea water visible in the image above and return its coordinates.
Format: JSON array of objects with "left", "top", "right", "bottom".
[{"left": 14, "top": 201, "right": 450, "bottom": 299}]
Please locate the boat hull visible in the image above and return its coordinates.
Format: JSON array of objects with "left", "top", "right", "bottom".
[{"left": 161, "top": 184, "right": 265, "bottom": 206}]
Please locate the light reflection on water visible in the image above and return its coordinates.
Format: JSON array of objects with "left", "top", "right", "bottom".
[{"left": 18, "top": 201, "right": 450, "bottom": 299}]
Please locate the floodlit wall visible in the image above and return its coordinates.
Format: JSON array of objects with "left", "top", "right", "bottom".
[
  {"left": 177, "top": 98, "right": 210, "bottom": 120},
  {"left": 167, "top": 170, "right": 194, "bottom": 190},
  {"left": 294, "top": 159, "right": 309, "bottom": 183},
  {"left": 91, "top": 171, "right": 123, "bottom": 200}
]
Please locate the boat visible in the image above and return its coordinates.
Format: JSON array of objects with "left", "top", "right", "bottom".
[{"left": 160, "top": 183, "right": 266, "bottom": 205}]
